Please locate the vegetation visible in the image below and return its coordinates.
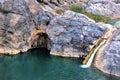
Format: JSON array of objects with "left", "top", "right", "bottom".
[{"left": 70, "top": 5, "right": 110, "bottom": 22}]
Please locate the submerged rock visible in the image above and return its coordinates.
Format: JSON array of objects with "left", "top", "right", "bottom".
[
  {"left": 47, "top": 10, "right": 113, "bottom": 57},
  {"left": 94, "top": 28, "right": 120, "bottom": 77},
  {"left": 85, "top": 0, "right": 120, "bottom": 19}
]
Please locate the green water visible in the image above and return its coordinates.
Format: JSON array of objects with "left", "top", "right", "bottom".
[{"left": 0, "top": 48, "right": 119, "bottom": 80}]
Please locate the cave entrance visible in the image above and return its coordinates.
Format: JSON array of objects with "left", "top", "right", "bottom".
[{"left": 31, "top": 30, "right": 50, "bottom": 51}]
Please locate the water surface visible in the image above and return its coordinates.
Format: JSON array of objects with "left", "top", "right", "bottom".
[{"left": 0, "top": 48, "right": 119, "bottom": 80}]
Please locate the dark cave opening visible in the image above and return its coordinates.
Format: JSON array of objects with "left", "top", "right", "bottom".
[{"left": 31, "top": 30, "right": 50, "bottom": 50}]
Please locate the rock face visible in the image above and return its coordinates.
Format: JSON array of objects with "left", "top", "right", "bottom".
[
  {"left": 1, "top": 0, "right": 120, "bottom": 77},
  {"left": 0, "top": 0, "right": 113, "bottom": 56},
  {"left": 94, "top": 28, "right": 120, "bottom": 77},
  {"left": 0, "top": 0, "right": 81, "bottom": 54},
  {"left": 0, "top": 0, "right": 53, "bottom": 54},
  {"left": 35, "top": 0, "right": 83, "bottom": 15},
  {"left": 47, "top": 10, "right": 112, "bottom": 57},
  {"left": 85, "top": 0, "right": 120, "bottom": 19}
]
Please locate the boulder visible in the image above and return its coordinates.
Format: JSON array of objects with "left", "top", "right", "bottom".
[
  {"left": 94, "top": 28, "right": 120, "bottom": 77},
  {"left": 47, "top": 10, "right": 113, "bottom": 57},
  {"left": 85, "top": 0, "right": 120, "bottom": 19}
]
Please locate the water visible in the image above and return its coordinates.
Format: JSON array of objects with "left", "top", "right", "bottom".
[
  {"left": 107, "top": 19, "right": 120, "bottom": 26},
  {"left": 80, "top": 40, "right": 107, "bottom": 68},
  {"left": 107, "top": 19, "right": 120, "bottom": 29},
  {"left": 0, "top": 48, "right": 119, "bottom": 80}
]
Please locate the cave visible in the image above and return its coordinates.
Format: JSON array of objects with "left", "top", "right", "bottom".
[{"left": 31, "top": 30, "right": 50, "bottom": 51}]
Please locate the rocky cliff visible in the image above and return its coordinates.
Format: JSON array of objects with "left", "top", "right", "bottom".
[
  {"left": 0, "top": 0, "right": 75, "bottom": 54},
  {"left": 0, "top": 0, "right": 120, "bottom": 77},
  {"left": 0, "top": 0, "right": 112, "bottom": 56},
  {"left": 94, "top": 28, "right": 120, "bottom": 77}
]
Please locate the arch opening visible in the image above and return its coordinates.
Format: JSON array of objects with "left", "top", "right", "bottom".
[{"left": 31, "top": 30, "right": 50, "bottom": 51}]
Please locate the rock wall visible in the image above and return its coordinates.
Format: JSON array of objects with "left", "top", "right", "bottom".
[
  {"left": 0, "top": 0, "right": 53, "bottom": 54},
  {"left": 0, "top": 0, "right": 120, "bottom": 77},
  {"left": 0, "top": 0, "right": 112, "bottom": 56},
  {"left": 94, "top": 28, "right": 120, "bottom": 77},
  {"left": 85, "top": 0, "right": 120, "bottom": 19},
  {"left": 0, "top": 0, "right": 87, "bottom": 54}
]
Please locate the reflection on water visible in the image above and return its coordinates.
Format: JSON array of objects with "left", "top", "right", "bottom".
[{"left": 0, "top": 48, "right": 119, "bottom": 80}]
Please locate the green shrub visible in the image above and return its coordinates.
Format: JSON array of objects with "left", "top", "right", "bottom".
[
  {"left": 70, "top": 5, "right": 110, "bottom": 23},
  {"left": 70, "top": 5, "right": 84, "bottom": 13}
]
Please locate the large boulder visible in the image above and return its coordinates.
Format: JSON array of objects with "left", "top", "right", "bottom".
[
  {"left": 85, "top": 0, "right": 120, "bottom": 19},
  {"left": 94, "top": 28, "right": 120, "bottom": 77},
  {"left": 47, "top": 10, "right": 113, "bottom": 57}
]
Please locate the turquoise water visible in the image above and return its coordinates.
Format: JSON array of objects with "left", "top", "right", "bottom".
[
  {"left": 0, "top": 48, "right": 119, "bottom": 80},
  {"left": 107, "top": 19, "right": 120, "bottom": 26}
]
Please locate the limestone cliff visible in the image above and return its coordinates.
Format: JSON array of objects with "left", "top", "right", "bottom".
[
  {"left": 0, "top": 0, "right": 75, "bottom": 54},
  {"left": 94, "top": 28, "right": 120, "bottom": 77},
  {"left": 0, "top": 0, "right": 120, "bottom": 77},
  {"left": 0, "top": 0, "right": 53, "bottom": 54},
  {"left": 0, "top": 0, "right": 112, "bottom": 56}
]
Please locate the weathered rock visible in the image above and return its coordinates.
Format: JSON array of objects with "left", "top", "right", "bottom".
[
  {"left": 0, "top": 0, "right": 114, "bottom": 58},
  {"left": 31, "top": 30, "right": 49, "bottom": 48},
  {"left": 0, "top": 0, "right": 34, "bottom": 54},
  {"left": 85, "top": 0, "right": 120, "bottom": 19},
  {"left": 0, "top": 0, "right": 84, "bottom": 54},
  {"left": 36, "top": 0, "right": 83, "bottom": 15},
  {"left": 0, "top": 0, "right": 53, "bottom": 54},
  {"left": 1, "top": 0, "right": 120, "bottom": 78},
  {"left": 46, "top": 10, "right": 112, "bottom": 57},
  {"left": 94, "top": 28, "right": 120, "bottom": 77},
  {"left": 87, "top": 0, "right": 120, "bottom": 3}
]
